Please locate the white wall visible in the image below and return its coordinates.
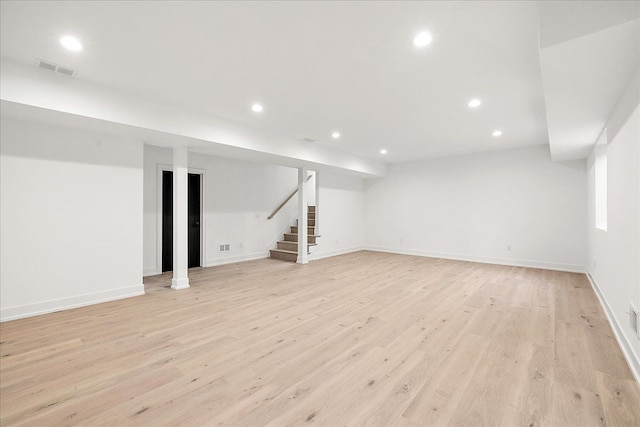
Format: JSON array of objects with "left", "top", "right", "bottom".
[
  {"left": 145, "top": 146, "right": 367, "bottom": 273},
  {"left": 0, "top": 118, "right": 144, "bottom": 321},
  {"left": 587, "top": 69, "right": 640, "bottom": 380},
  {"left": 144, "top": 145, "right": 299, "bottom": 273},
  {"left": 364, "top": 145, "right": 587, "bottom": 272},
  {"left": 312, "top": 172, "right": 365, "bottom": 260}
]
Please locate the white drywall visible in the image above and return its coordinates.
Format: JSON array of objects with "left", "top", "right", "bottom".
[
  {"left": 144, "top": 145, "right": 297, "bottom": 272},
  {"left": 364, "top": 145, "right": 587, "bottom": 272},
  {"left": 311, "top": 173, "right": 365, "bottom": 260},
  {"left": 0, "top": 118, "right": 144, "bottom": 321},
  {"left": 143, "top": 145, "right": 366, "bottom": 273},
  {"left": 0, "top": 60, "right": 386, "bottom": 177},
  {"left": 587, "top": 70, "right": 640, "bottom": 380}
]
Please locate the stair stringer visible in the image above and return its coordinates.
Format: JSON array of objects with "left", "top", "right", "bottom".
[
  {"left": 265, "top": 211, "right": 298, "bottom": 253},
  {"left": 270, "top": 205, "right": 319, "bottom": 262}
]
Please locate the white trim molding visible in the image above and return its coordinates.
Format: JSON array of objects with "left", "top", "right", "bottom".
[
  {"left": 0, "top": 284, "right": 145, "bottom": 322},
  {"left": 143, "top": 267, "right": 159, "bottom": 277},
  {"left": 364, "top": 246, "right": 586, "bottom": 273},
  {"left": 587, "top": 273, "right": 640, "bottom": 384},
  {"left": 311, "top": 246, "right": 364, "bottom": 261},
  {"left": 206, "top": 251, "right": 269, "bottom": 267},
  {"left": 171, "top": 278, "right": 190, "bottom": 290}
]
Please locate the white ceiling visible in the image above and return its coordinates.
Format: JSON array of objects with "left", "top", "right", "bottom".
[
  {"left": 539, "top": 2, "right": 640, "bottom": 161},
  {"left": 0, "top": 1, "right": 549, "bottom": 163},
  {"left": 539, "top": 0, "right": 640, "bottom": 48}
]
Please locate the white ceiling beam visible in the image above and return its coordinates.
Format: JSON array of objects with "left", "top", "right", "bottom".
[{"left": 0, "top": 59, "right": 386, "bottom": 177}]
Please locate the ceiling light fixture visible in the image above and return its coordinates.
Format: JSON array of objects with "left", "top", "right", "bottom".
[
  {"left": 251, "top": 103, "right": 263, "bottom": 113},
  {"left": 60, "top": 36, "right": 83, "bottom": 52},
  {"left": 413, "top": 31, "right": 432, "bottom": 48},
  {"left": 468, "top": 99, "right": 481, "bottom": 108},
  {"left": 492, "top": 130, "right": 503, "bottom": 137},
  {"left": 331, "top": 131, "right": 341, "bottom": 139},
  {"left": 380, "top": 149, "right": 387, "bottom": 155}
]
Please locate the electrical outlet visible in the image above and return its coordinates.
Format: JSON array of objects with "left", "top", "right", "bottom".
[
  {"left": 224, "top": 244, "right": 230, "bottom": 251},
  {"left": 507, "top": 245, "right": 512, "bottom": 252},
  {"left": 239, "top": 243, "right": 243, "bottom": 249},
  {"left": 219, "top": 244, "right": 225, "bottom": 252}
]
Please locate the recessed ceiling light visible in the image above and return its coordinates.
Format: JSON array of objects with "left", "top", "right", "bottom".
[
  {"left": 380, "top": 149, "right": 387, "bottom": 155},
  {"left": 251, "top": 103, "right": 263, "bottom": 113},
  {"left": 60, "top": 36, "right": 83, "bottom": 52},
  {"left": 331, "top": 132, "right": 341, "bottom": 139},
  {"left": 468, "top": 99, "right": 481, "bottom": 108},
  {"left": 413, "top": 31, "right": 432, "bottom": 48},
  {"left": 492, "top": 130, "right": 503, "bottom": 137}
]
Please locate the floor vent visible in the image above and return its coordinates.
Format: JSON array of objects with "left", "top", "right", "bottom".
[{"left": 35, "top": 58, "right": 77, "bottom": 77}]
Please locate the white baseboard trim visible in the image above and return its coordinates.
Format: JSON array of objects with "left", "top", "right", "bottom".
[
  {"left": 0, "top": 284, "right": 145, "bottom": 322},
  {"left": 143, "top": 267, "right": 159, "bottom": 277},
  {"left": 171, "top": 278, "right": 190, "bottom": 290},
  {"left": 363, "top": 246, "right": 586, "bottom": 273},
  {"left": 311, "top": 246, "right": 364, "bottom": 261},
  {"left": 586, "top": 273, "right": 640, "bottom": 385},
  {"left": 206, "top": 251, "right": 269, "bottom": 267}
]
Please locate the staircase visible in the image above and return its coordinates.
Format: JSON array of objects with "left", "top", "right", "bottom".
[{"left": 270, "top": 206, "right": 319, "bottom": 262}]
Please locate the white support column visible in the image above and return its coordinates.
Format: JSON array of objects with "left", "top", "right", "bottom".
[
  {"left": 314, "top": 171, "right": 320, "bottom": 237},
  {"left": 171, "top": 146, "right": 190, "bottom": 289},
  {"left": 297, "top": 166, "right": 309, "bottom": 264}
]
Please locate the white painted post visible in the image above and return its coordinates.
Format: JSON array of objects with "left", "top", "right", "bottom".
[
  {"left": 314, "top": 170, "right": 320, "bottom": 237},
  {"left": 297, "top": 166, "right": 309, "bottom": 264},
  {"left": 171, "top": 146, "right": 190, "bottom": 289}
]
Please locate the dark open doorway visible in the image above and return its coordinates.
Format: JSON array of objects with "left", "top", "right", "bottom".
[{"left": 162, "top": 171, "right": 202, "bottom": 272}]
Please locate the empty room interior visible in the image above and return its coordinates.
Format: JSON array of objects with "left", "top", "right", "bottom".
[{"left": 1, "top": 1, "right": 639, "bottom": 425}]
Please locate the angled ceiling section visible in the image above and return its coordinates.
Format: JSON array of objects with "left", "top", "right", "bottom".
[{"left": 539, "top": 1, "right": 640, "bottom": 161}]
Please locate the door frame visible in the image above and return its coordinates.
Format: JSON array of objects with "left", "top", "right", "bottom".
[{"left": 156, "top": 164, "right": 206, "bottom": 274}]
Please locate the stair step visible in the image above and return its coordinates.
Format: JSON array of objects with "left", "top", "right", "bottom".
[
  {"left": 291, "top": 226, "right": 314, "bottom": 234},
  {"left": 284, "top": 233, "right": 318, "bottom": 244},
  {"left": 271, "top": 206, "right": 318, "bottom": 263},
  {"left": 277, "top": 241, "right": 317, "bottom": 251},
  {"left": 269, "top": 248, "right": 298, "bottom": 262}
]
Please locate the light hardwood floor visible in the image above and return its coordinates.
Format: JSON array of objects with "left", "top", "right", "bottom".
[{"left": 1, "top": 251, "right": 639, "bottom": 426}]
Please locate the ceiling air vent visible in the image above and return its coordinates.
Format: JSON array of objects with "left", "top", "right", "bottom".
[
  {"left": 302, "top": 138, "right": 316, "bottom": 143},
  {"left": 35, "top": 58, "right": 77, "bottom": 77},
  {"left": 56, "top": 67, "right": 76, "bottom": 76}
]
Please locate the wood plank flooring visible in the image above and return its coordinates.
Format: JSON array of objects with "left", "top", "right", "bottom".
[{"left": 1, "top": 251, "right": 639, "bottom": 426}]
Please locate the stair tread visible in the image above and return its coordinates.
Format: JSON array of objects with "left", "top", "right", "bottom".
[
  {"left": 270, "top": 248, "right": 298, "bottom": 254},
  {"left": 285, "top": 233, "right": 320, "bottom": 237},
  {"left": 277, "top": 241, "right": 317, "bottom": 246}
]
